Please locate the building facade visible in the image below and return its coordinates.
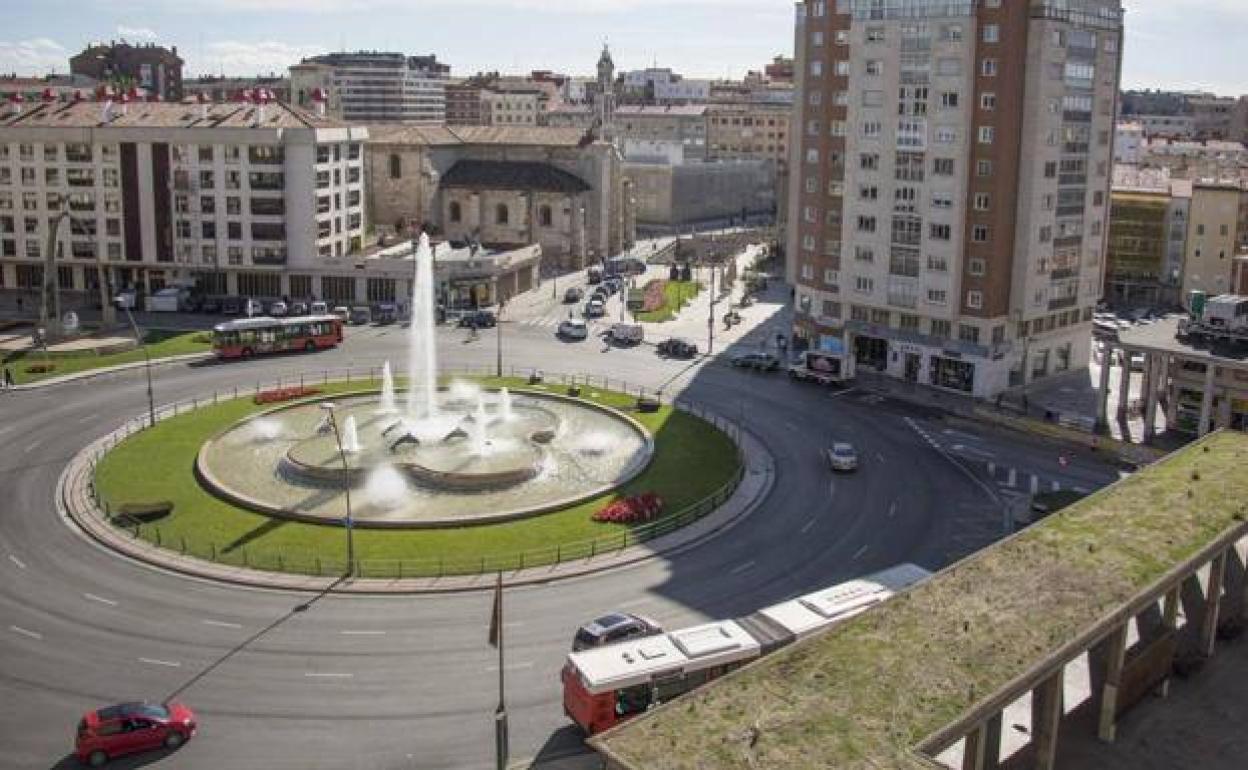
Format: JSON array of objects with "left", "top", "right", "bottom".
[
  {"left": 365, "top": 126, "right": 633, "bottom": 269},
  {"left": 69, "top": 42, "right": 183, "bottom": 102},
  {"left": 788, "top": 0, "right": 1123, "bottom": 399},
  {"left": 623, "top": 159, "right": 775, "bottom": 231},
  {"left": 705, "top": 103, "right": 790, "bottom": 163},
  {"left": 614, "top": 105, "right": 707, "bottom": 161},
  {"left": 0, "top": 100, "right": 368, "bottom": 302},
  {"left": 1180, "top": 182, "right": 1245, "bottom": 299},
  {"left": 445, "top": 82, "right": 484, "bottom": 126},
  {"left": 290, "top": 52, "right": 448, "bottom": 124},
  {"left": 1103, "top": 170, "right": 1190, "bottom": 307}
]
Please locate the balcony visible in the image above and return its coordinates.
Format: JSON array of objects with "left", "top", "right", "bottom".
[{"left": 248, "top": 173, "right": 285, "bottom": 191}]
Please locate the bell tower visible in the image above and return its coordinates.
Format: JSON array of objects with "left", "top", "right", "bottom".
[{"left": 596, "top": 43, "right": 616, "bottom": 140}]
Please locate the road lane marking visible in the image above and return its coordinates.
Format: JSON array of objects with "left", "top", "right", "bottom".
[
  {"left": 83, "top": 593, "right": 118, "bottom": 607},
  {"left": 827, "top": 389, "right": 856, "bottom": 398},
  {"left": 888, "top": 501, "right": 898, "bottom": 519},
  {"left": 801, "top": 518, "right": 817, "bottom": 534},
  {"left": 730, "top": 560, "right": 756, "bottom": 575},
  {"left": 852, "top": 545, "right": 869, "bottom": 561},
  {"left": 485, "top": 661, "right": 534, "bottom": 672},
  {"left": 340, "top": 629, "right": 386, "bottom": 636},
  {"left": 139, "top": 657, "right": 181, "bottom": 668},
  {"left": 77, "top": 414, "right": 97, "bottom": 424},
  {"left": 876, "top": 452, "right": 885, "bottom": 463},
  {"left": 305, "top": 672, "right": 353, "bottom": 678},
  {"left": 9, "top": 554, "right": 26, "bottom": 570},
  {"left": 10, "top": 625, "right": 42, "bottom": 640},
  {"left": 24, "top": 439, "right": 43, "bottom": 453},
  {"left": 201, "top": 619, "right": 242, "bottom": 629}
]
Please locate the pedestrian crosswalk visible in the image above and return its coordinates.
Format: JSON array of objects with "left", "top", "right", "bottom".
[{"left": 980, "top": 462, "right": 1093, "bottom": 495}]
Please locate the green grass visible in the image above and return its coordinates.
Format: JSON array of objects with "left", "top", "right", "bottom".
[
  {"left": 595, "top": 431, "right": 1248, "bottom": 770},
  {"left": 94, "top": 377, "right": 740, "bottom": 577},
  {"left": 4, "top": 330, "right": 211, "bottom": 385},
  {"left": 635, "top": 281, "right": 702, "bottom": 323}
]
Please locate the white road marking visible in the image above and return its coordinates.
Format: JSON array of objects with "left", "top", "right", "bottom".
[
  {"left": 9, "top": 554, "right": 26, "bottom": 570},
  {"left": 1051, "top": 480, "right": 1062, "bottom": 492},
  {"left": 852, "top": 545, "right": 869, "bottom": 561},
  {"left": 1006, "top": 468, "right": 1017, "bottom": 488},
  {"left": 485, "top": 661, "right": 534, "bottom": 673},
  {"left": 139, "top": 657, "right": 181, "bottom": 668},
  {"left": 305, "top": 671, "right": 354, "bottom": 678},
  {"left": 83, "top": 593, "right": 118, "bottom": 607},
  {"left": 10, "top": 625, "right": 42, "bottom": 640},
  {"left": 876, "top": 452, "right": 885, "bottom": 463},
  {"left": 24, "top": 439, "right": 42, "bottom": 453},
  {"left": 730, "top": 560, "right": 756, "bottom": 575},
  {"left": 888, "top": 501, "right": 898, "bottom": 519},
  {"left": 827, "top": 389, "right": 856, "bottom": 398},
  {"left": 800, "top": 518, "right": 817, "bottom": 534},
  {"left": 201, "top": 619, "right": 242, "bottom": 629},
  {"left": 1074, "top": 487, "right": 1090, "bottom": 495},
  {"left": 340, "top": 629, "right": 386, "bottom": 636},
  {"left": 77, "top": 414, "right": 97, "bottom": 424}
]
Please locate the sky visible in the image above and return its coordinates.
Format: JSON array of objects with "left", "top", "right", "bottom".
[{"left": 0, "top": 0, "right": 1244, "bottom": 96}]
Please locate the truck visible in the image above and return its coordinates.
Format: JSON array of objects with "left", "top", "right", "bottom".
[
  {"left": 1177, "top": 292, "right": 1248, "bottom": 344},
  {"left": 788, "top": 350, "right": 853, "bottom": 386}
]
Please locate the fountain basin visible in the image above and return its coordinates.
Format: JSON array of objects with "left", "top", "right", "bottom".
[{"left": 196, "top": 388, "right": 655, "bottom": 528}]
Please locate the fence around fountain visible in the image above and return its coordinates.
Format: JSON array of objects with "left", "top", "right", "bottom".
[{"left": 83, "top": 364, "right": 747, "bottom": 579}]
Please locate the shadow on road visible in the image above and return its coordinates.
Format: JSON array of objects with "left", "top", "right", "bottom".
[{"left": 49, "top": 747, "right": 179, "bottom": 769}]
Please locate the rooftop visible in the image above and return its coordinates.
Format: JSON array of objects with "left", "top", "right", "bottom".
[
  {"left": 1118, "top": 316, "right": 1248, "bottom": 366},
  {"left": 615, "top": 105, "right": 708, "bottom": 117},
  {"left": 593, "top": 431, "right": 1248, "bottom": 770},
  {"left": 440, "top": 159, "right": 591, "bottom": 194},
  {"left": 0, "top": 99, "right": 351, "bottom": 131},
  {"left": 366, "top": 124, "right": 591, "bottom": 147}
]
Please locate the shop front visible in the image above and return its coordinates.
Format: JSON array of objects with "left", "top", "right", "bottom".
[{"left": 930, "top": 354, "right": 976, "bottom": 394}]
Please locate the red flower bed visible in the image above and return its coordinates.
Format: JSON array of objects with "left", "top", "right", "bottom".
[
  {"left": 593, "top": 492, "right": 665, "bottom": 524},
  {"left": 641, "top": 280, "right": 667, "bottom": 312},
  {"left": 254, "top": 386, "right": 321, "bottom": 405},
  {"left": 24, "top": 363, "right": 56, "bottom": 374}
]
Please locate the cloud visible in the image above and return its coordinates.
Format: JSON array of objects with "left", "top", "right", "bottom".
[
  {"left": 116, "top": 26, "right": 159, "bottom": 41},
  {"left": 126, "top": 0, "right": 773, "bottom": 13},
  {"left": 0, "top": 38, "right": 69, "bottom": 76},
  {"left": 188, "top": 40, "right": 325, "bottom": 77}
]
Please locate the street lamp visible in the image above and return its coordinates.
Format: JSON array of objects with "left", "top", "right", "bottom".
[
  {"left": 121, "top": 305, "right": 156, "bottom": 428},
  {"left": 319, "top": 402, "right": 356, "bottom": 576}
]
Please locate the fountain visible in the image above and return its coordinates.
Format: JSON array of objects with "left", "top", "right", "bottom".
[
  {"left": 341, "top": 415, "right": 362, "bottom": 454},
  {"left": 195, "top": 231, "right": 656, "bottom": 527},
  {"left": 376, "top": 362, "right": 397, "bottom": 415}
]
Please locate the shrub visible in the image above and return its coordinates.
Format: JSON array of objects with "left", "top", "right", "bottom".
[
  {"left": 254, "top": 386, "right": 321, "bottom": 405},
  {"left": 593, "top": 492, "right": 665, "bottom": 524}
]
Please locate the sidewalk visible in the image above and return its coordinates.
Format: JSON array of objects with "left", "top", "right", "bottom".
[{"left": 58, "top": 403, "right": 775, "bottom": 594}]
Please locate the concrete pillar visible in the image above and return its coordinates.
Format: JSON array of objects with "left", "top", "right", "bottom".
[
  {"left": 1143, "top": 354, "right": 1163, "bottom": 443},
  {"left": 1117, "top": 349, "right": 1132, "bottom": 414},
  {"left": 1032, "top": 667, "right": 1064, "bottom": 770},
  {"left": 1097, "top": 623, "right": 1129, "bottom": 743},
  {"left": 1200, "top": 549, "right": 1227, "bottom": 658},
  {"left": 1197, "top": 364, "right": 1216, "bottom": 437},
  {"left": 1096, "top": 344, "right": 1114, "bottom": 429}
]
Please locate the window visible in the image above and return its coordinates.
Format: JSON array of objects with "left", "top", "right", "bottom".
[
  {"left": 810, "top": 60, "right": 823, "bottom": 77},
  {"left": 981, "top": 59, "right": 998, "bottom": 77},
  {"left": 855, "top": 245, "right": 874, "bottom": 263},
  {"left": 835, "top": 61, "right": 849, "bottom": 76},
  {"left": 899, "top": 314, "right": 920, "bottom": 332},
  {"left": 958, "top": 324, "right": 980, "bottom": 343},
  {"left": 968, "top": 257, "right": 986, "bottom": 276},
  {"left": 854, "top": 276, "right": 874, "bottom": 294},
  {"left": 865, "top": 60, "right": 882, "bottom": 76},
  {"left": 805, "top": 149, "right": 819, "bottom": 165},
  {"left": 980, "top": 93, "right": 996, "bottom": 111},
  {"left": 860, "top": 153, "right": 880, "bottom": 171},
  {"left": 966, "top": 291, "right": 983, "bottom": 310},
  {"left": 388, "top": 154, "right": 402, "bottom": 179},
  {"left": 976, "top": 159, "right": 993, "bottom": 177},
  {"left": 982, "top": 24, "right": 999, "bottom": 43},
  {"left": 930, "top": 318, "right": 951, "bottom": 337},
  {"left": 972, "top": 225, "right": 990, "bottom": 243},
  {"left": 940, "top": 92, "right": 959, "bottom": 109},
  {"left": 929, "top": 223, "right": 951, "bottom": 241},
  {"left": 973, "top": 193, "right": 990, "bottom": 211},
  {"left": 857, "top": 216, "right": 877, "bottom": 233},
  {"left": 866, "top": 26, "right": 886, "bottom": 43},
  {"left": 933, "top": 158, "right": 955, "bottom": 176},
  {"left": 935, "top": 126, "right": 958, "bottom": 144},
  {"left": 978, "top": 126, "right": 995, "bottom": 144},
  {"left": 861, "top": 121, "right": 882, "bottom": 138},
  {"left": 812, "top": 30, "right": 824, "bottom": 46},
  {"left": 859, "top": 185, "right": 878, "bottom": 201},
  {"left": 931, "top": 191, "right": 953, "bottom": 209},
  {"left": 926, "top": 254, "right": 948, "bottom": 272},
  {"left": 538, "top": 205, "right": 553, "bottom": 227},
  {"left": 862, "top": 90, "right": 884, "bottom": 107}
]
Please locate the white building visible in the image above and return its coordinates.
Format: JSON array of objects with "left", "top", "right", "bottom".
[
  {"left": 0, "top": 99, "right": 369, "bottom": 302},
  {"left": 290, "top": 52, "right": 449, "bottom": 124},
  {"left": 620, "top": 68, "right": 712, "bottom": 104},
  {"left": 481, "top": 88, "right": 542, "bottom": 126},
  {"left": 1114, "top": 121, "right": 1144, "bottom": 164}
]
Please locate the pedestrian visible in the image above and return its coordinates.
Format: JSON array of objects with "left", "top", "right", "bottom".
[
  {"left": 2, "top": 365, "right": 12, "bottom": 389},
  {"left": 16, "top": 296, "right": 23, "bottom": 315}
]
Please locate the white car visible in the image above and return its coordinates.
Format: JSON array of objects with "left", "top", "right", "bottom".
[
  {"left": 826, "top": 442, "right": 859, "bottom": 472},
  {"left": 310, "top": 301, "right": 328, "bottom": 315},
  {"left": 558, "top": 319, "right": 589, "bottom": 341}
]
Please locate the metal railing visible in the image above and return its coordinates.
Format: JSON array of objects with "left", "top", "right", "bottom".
[{"left": 87, "top": 366, "right": 746, "bottom": 579}]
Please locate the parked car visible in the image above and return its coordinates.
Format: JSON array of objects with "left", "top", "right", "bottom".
[
  {"left": 267, "top": 300, "right": 288, "bottom": 317},
  {"left": 310, "top": 301, "right": 329, "bottom": 315},
  {"left": 374, "top": 303, "right": 399, "bottom": 325},
  {"left": 563, "top": 286, "right": 584, "bottom": 304},
  {"left": 731, "top": 352, "right": 781, "bottom": 371},
  {"left": 220, "top": 296, "right": 242, "bottom": 315},
  {"left": 289, "top": 301, "right": 309, "bottom": 317},
  {"left": 112, "top": 290, "right": 137, "bottom": 310},
  {"left": 75, "top": 701, "right": 197, "bottom": 767},
  {"left": 457, "top": 310, "right": 497, "bottom": 329},
  {"left": 657, "top": 337, "right": 698, "bottom": 358},
  {"left": 331, "top": 306, "right": 351, "bottom": 323},
  {"left": 609, "top": 323, "right": 644, "bottom": 346},
  {"left": 572, "top": 613, "right": 663, "bottom": 652},
  {"left": 199, "top": 296, "right": 222, "bottom": 314},
  {"left": 558, "top": 319, "right": 589, "bottom": 341},
  {"left": 603, "top": 277, "right": 623, "bottom": 295},
  {"left": 349, "top": 306, "right": 372, "bottom": 325},
  {"left": 584, "top": 299, "right": 606, "bottom": 318},
  {"left": 243, "top": 298, "right": 264, "bottom": 317},
  {"left": 587, "top": 267, "right": 604, "bottom": 285},
  {"left": 825, "top": 442, "right": 859, "bottom": 472}
]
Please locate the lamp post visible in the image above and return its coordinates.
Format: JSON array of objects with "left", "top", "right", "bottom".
[
  {"left": 319, "top": 402, "right": 356, "bottom": 575},
  {"left": 121, "top": 305, "right": 156, "bottom": 428},
  {"left": 495, "top": 298, "right": 506, "bottom": 378}
]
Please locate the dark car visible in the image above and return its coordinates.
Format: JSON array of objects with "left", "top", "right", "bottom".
[
  {"left": 657, "top": 337, "right": 699, "bottom": 358},
  {"left": 76, "top": 701, "right": 197, "bottom": 767},
  {"left": 374, "top": 303, "right": 399, "bottom": 325},
  {"left": 571, "top": 613, "right": 663, "bottom": 652},
  {"left": 458, "top": 310, "right": 497, "bottom": 329},
  {"left": 603, "top": 277, "right": 623, "bottom": 295},
  {"left": 199, "top": 296, "right": 222, "bottom": 314},
  {"left": 289, "top": 301, "right": 309, "bottom": 316},
  {"left": 731, "top": 352, "right": 781, "bottom": 371},
  {"left": 349, "top": 306, "right": 372, "bottom": 325},
  {"left": 587, "top": 267, "right": 604, "bottom": 285},
  {"left": 563, "top": 286, "right": 584, "bottom": 304}
]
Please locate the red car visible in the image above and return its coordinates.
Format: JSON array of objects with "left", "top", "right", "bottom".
[{"left": 75, "top": 701, "right": 196, "bottom": 766}]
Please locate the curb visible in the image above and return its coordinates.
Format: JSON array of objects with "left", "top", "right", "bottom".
[
  {"left": 58, "top": 398, "right": 774, "bottom": 595},
  {"left": 11, "top": 351, "right": 213, "bottom": 390}
]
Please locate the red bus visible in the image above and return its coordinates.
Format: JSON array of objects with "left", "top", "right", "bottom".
[{"left": 211, "top": 315, "right": 343, "bottom": 359}]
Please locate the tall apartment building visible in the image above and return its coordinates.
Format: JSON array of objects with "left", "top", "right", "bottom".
[
  {"left": 69, "top": 41, "right": 183, "bottom": 102},
  {"left": 290, "top": 52, "right": 449, "bottom": 124},
  {"left": 788, "top": 0, "right": 1123, "bottom": 398},
  {"left": 0, "top": 100, "right": 367, "bottom": 302}
]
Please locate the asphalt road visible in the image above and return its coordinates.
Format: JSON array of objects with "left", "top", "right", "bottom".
[{"left": 0, "top": 311, "right": 1121, "bottom": 769}]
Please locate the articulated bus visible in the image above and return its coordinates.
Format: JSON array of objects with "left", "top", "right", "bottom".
[
  {"left": 561, "top": 563, "right": 931, "bottom": 735},
  {"left": 211, "top": 315, "right": 343, "bottom": 360}
]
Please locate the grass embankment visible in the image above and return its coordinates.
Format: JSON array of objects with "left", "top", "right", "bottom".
[
  {"left": 596, "top": 431, "right": 1248, "bottom": 770},
  {"left": 4, "top": 330, "right": 210, "bottom": 385},
  {"left": 635, "top": 281, "right": 702, "bottom": 323},
  {"left": 94, "top": 378, "right": 740, "bottom": 577}
]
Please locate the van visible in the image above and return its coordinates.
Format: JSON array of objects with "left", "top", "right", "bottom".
[
  {"left": 332, "top": 306, "right": 351, "bottom": 323},
  {"left": 609, "top": 323, "right": 644, "bottom": 346},
  {"left": 349, "top": 306, "right": 372, "bottom": 325},
  {"left": 310, "top": 301, "right": 328, "bottom": 315}
]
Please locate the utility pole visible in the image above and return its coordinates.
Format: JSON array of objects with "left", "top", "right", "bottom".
[
  {"left": 488, "top": 572, "right": 508, "bottom": 770},
  {"left": 706, "top": 261, "right": 716, "bottom": 356},
  {"left": 495, "top": 298, "right": 505, "bottom": 378},
  {"left": 122, "top": 306, "right": 156, "bottom": 428}
]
